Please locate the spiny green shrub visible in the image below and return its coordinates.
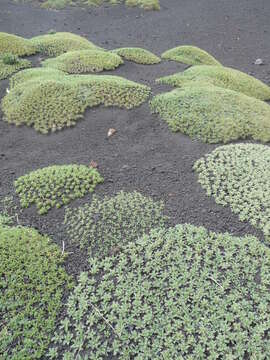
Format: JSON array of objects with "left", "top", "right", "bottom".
[
  {"left": 161, "top": 45, "right": 221, "bottom": 66},
  {"left": 30, "top": 32, "right": 100, "bottom": 56},
  {"left": 64, "top": 191, "right": 167, "bottom": 256},
  {"left": 42, "top": 49, "right": 123, "bottom": 73},
  {"left": 194, "top": 143, "right": 270, "bottom": 238},
  {"left": 0, "top": 32, "right": 37, "bottom": 56},
  {"left": 14, "top": 165, "right": 103, "bottom": 215},
  {"left": 49, "top": 224, "right": 270, "bottom": 359},
  {"left": 0, "top": 56, "right": 31, "bottom": 80},
  {"left": 112, "top": 47, "right": 160, "bottom": 64},
  {"left": 157, "top": 65, "right": 270, "bottom": 101},
  {"left": 150, "top": 85, "right": 270, "bottom": 143},
  {"left": 3, "top": 71, "right": 151, "bottom": 133},
  {"left": 0, "top": 225, "right": 71, "bottom": 360}
]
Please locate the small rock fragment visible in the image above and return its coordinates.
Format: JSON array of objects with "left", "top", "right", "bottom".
[
  {"left": 107, "top": 128, "right": 116, "bottom": 137},
  {"left": 255, "top": 58, "right": 264, "bottom": 65}
]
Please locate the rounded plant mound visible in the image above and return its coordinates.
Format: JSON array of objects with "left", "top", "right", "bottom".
[
  {"left": 30, "top": 32, "right": 100, "bottom": 56},
  {"left": 0, "top": 32, "right": 37, "bottom": 56},
  {"left": 50, "top": 224, "right": 270, "bottom": 359},
  {"left": 161, "top": 45, "right": 221, "bottom": 66},
  {"left": 3, "top": 71, "right": 151, "bottom": 133},
  {"left": 157, "top": 65, "right": 270, "bottom": 101},
  {"left": 0, "top": 56, "right": 31, "bottom": 80},
  {"left": 14, "top": 165, "right": 103, "bottom": 214},
  {"left": 150, "top": 85, "right": 270, "bottom": 143},
  {"left": 0, "top": 225, "right": 71, "bottom": 360},
  {"left": 194, "top": 143, "right": 270, "bottom": 238},
  {"left": 42, "top": 49, "right": 123, "bottom": 73},
  {"left": 64, "top": 191, "right": 167, "bottom": 256},
  {"left": 112, "top": 47, "right": 161, "bottom": 64}
]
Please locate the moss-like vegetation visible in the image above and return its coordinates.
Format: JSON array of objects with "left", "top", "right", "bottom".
[
  {"left": 64, "top": 191, "right": 167, "bottom": 256},
  {"left": 150, "top": 84, "right": 270, "bottom": 143},
  {"left": 42, "top": 49, "right": 123, "bottom": 73},
  {"left": 0, "top": 56, "right": 31, "bottom": 80},
  {"left": 0, "top": 32, "right": 37, "bottom": 56},
  {"left": 112, "top": 47, "right": 161, "bottom": 64},
  {"left": 161, "top": 45, "right": 221, "bottom": 66},
  {"left": 194, "top": 143, "right": 270, "bottom": 238},
  {"left": 30, "top": 32, "right": 100, "bottom": 56},
  {"left": 50, "top": 224, "right": 270, "bottom": 359},
  {"left": 0, "top": 224, "right": 71, "bottom": 360},
  {"left": 157, "top": 65, "right": 270, "bottom": 101},
  {"left": 14, "top": 164, "right": 103, "bottom": 215},
  {"left": 3, "top": 69, "right": 151, "bottom": 133}
]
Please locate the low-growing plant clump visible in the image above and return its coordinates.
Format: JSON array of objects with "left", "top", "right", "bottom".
[
  {"left": 14, "top": 164, "right": 103, "bottom": 214},
  {"left": 0, "top": 32, "right": 37, "bottom": 56},
  {"left": 30, "top": 32, "right": 100, "bottom": 56},
  {"left": 157, "top": 65, "right": 270, "bottom": 100},
  {"left": 3, "top": 70, "right": 151, "bottom": 133},
  {"left": 49, "top": 224, "right": 270, "bottom": 359},
  {"left": 161, "top": 45, "right": 221, "bottom": 66},
  {"left": 0, "top": 224, "right": 71, "bottom": 360},
  {"left": 112, "top": 47, "right": 161, "bottom": 64},
  {"left": 0, "top": 54, "right": 31, "bottom": 80},
  {"left": 64, "top": 191, "right": 167, "bottom": 256},
  {"left": 42, "top": 49, "right": 123, "bottom": 73},
  {"left": 194, "top": 143, "right": 270, "bottom": 238},
  {"left": 150, "top": 84, "right": 270, "bottom": 143}
]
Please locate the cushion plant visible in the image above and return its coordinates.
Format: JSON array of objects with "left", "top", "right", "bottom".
[
  {"left": 194, "top": 143, "right": 270, "bottom": 239},
  {"left": 150, "top": 84, "right": 270, "bottom": 143},
  {"left": 14, "top": 164, "right": 104, "bottom": 214},
  {"left": 161, "top": 45, "right": 221, "bottom": 66},
  {"left": 0, "top": 32, "right": 37, "bottom": 56},
  {"left": 0, "top": 54, "right": 31, "bottom": 80},
  {"left": 0, "top": 224, "right": 71, "bottom": 360},
  {"left": 49, "top": 224, "right": 270, "bottom": 359},
  {"left": 112, "top": 47, "right": 161, "bottom": 64},
  {"left": 156, "top": 65, "right": 270, "bottom": 100},
  {"left": 64, "top": 191, "right": 168, "bottom": 256}
]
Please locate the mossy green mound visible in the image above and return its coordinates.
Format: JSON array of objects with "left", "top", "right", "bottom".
[
  {"left": 64, "top": 191, "right": 167, "bottom": 256},
  {"left": 50, "top": 224, "right": 270, "bottom": 359},
  {"left": 112, "top": 47, "right": 161, "bottom": 64},
  {"left": 30, "top": 32, "right": 100, "bottom": 56},
  {"left": 161, "top": 45, "right": 221, "bottom": 66},
  {"left": 3, "top": 70, "right": 151, "bottom": 133},
  {"left": 42, "top": 49, "right": 123, "bottom": 73},
  {"left": 194, "top": 143, "right": 270, "bottom": 238},
  {"left": 157, "top": 65, "right": 270, "bottom": 101},
  {"left": 150, "top": 85, "right": 270, "bottom": 143},
  {"left": 0, "top": 57, "right": 31, "bottom": 80},
  {"left": 14, "top": 164, "right": 103, "bottom": 215},
  {"left": 125, "top": 0, "right": 160, "bottom": 10},
  {"left": 0, "top": 225, "right": 71, "bottom": 360},
  {"left": 0, "top": 32, "right": 37, "bottom": 56}
]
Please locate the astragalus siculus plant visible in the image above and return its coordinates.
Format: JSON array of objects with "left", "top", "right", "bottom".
[
  {"left": 0, "top": 53, "right": 31, "bottom": 80},
  {"left": 112, "top": 47, "right": 161, "bottom": 64},
  {"left": 49, "top": 224, "right": 270, "bottom": 359},
  {"left": 194, "top": 143, "right": 270, "bottom": 239},
  {"left": 0, "top": 32, "right": 37, "bottom": 56},
  {"left": 14, "top": 164, "right": 103, "bottom": 214}
]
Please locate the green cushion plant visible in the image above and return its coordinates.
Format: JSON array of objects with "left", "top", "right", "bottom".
[
  {"left": 42, "top": 49, "right": 123, "bottom": 73},
  {"left": 150, "top": 84, "right": 270, "bottom": 143},
  {"left": 156, "top": 65, "right": 270, "bottom": 101},
  {"left": 49, "top": 224, "right": 270, "bottom": 359},
  {"left": 30, "top": 32, "right": 101, "bottom": 56},
  {"left": 3, "top": 70, "right": 151, "bottom": 133},
  {"left": 194, "top": 143, "right": 270, "bottom": 239},
  {"left": 64, "top": 191, "right": 168, "bottom": 256},
  {"left": 0, "top": 224, "right": 71, "bottom": 360},
  {"left": 161, "top": 45, "right": 221, "bottom": 66},
  {"left": 0, "top": 54, "right": 31, "bottom": 80},
  {"left": 112, "top": 47, "right": 161, "bottom": 64},
  {"left": 125, "top": 0, "right": 160, "bottom": 9},
  {"left": 0, "top": 32, "right": 37, "bottom": 56},
  {"left": 14, "top": 164, "right": 104, "bottom": 214}
]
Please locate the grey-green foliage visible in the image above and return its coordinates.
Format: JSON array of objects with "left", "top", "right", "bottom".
[
  {"left": 194, "top": 143, "right": 270, "bottom": 238},
  {"left": 150, "top": 85, "right": 270, "bottom": 143},
  {"left": 156, "top": 65, "right": 270, "bottom": 101},
  {"left": 112, "top": 47, "right": 161, "bottom": 64},
  {"left": 64, "top": 191, "right": 167, "bottom": 256},
  {"left": 49, "top": 224, "right": 270, "bottom": 359},
  {"left": 0, "top": 55, "right": 31, "bottom": 80}
]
